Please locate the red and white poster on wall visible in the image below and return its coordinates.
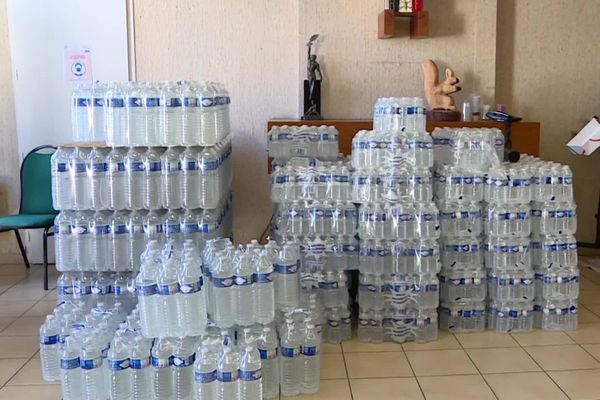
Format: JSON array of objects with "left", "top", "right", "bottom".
[{"left": 63, "top": 45, "right": 93, "bottom": 82}]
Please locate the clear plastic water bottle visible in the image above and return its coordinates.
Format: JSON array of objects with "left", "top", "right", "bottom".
[
  {"left": 254, "top": 250, "right": 275, "bottom": 324},
  {"left": 161, "top": 82, "right": 183, "bottom": 146},
  {"left": 216, "top": 346, "right": 239, "bottom": 400},
  {"left": 127, "top": 210, "right": 146, "bottom": 271},
  {"left": 195, "top": 340, "right": 218, "bottom": 400},
  {"left": 107, "top": 147, "right": 128, "bottom": 210},
  {"left": 108, "top": 337, "right": 132, "bottom": 400},
  {"left": 72, "top": 83, "right": 92, "bottom": 141},
  {"left": 81, "top": 339, "right": 107, "bottom": 400},
  {"left": 152, "top": 338, "right": 175, "bottom": 400},
  {"left": 181, "top": 147, "right": 201, "bottom": 209},
  {"left": 143, "top": 147, "right": 163, "bottom": 209},
  {"left": 130, "top": 336, "right": 153, "bottom": 400},
  {"left": 125, "top": 82, "right": 145, "bottom": 146},
  {"left": 106, "top": 82, "right": 127, "bottom": 146},
  {"left": 233, "top": 251, "right": 256, "bottom": 326},
  {"left": 91, "top": 82, "right": 107, "bottom": 142},
  {"left": 51, "top": 146, "right": 73, "bottom": 210},
  {"left": 258, "top": 326, "right": 279, "bottom": 399},
  {"left": 143, "top": 82, "right": 161, "bottom": 146},
  {"left": 179, "top": 250, "right": 207, "bottom": 336},
  {"left": 55, "top": 211, "right": 76, "bottom": 271},
  {"left": 39, "top": 315, "right": 61, "bottom": 381},
  {"left": 275, "top": 243, "right": 301, "bottom": 312},
  {"left": 135, "top": 252, "right": 161, "bottom": 338},
  {"left": 301, "top": 323, "right": 320, "bottom": 394},
  {"left": 125, "top": 147, "right": 146, "bottom": 210},
  {"left": 87, "top": 146, "right": 108, "bottom": 210},
  {"left": 70, "top": 147, "right": 92, "bottom": 210},
  {"left": 197, "top": 83, "right": 217, "bottom": 146},
  {"left": 90, "top": 211, "right": 111, "bottom": 272},
  {"left": 73, "top": 211, "right": 93, "bottom": 271},
  {"left": 239, "top": 346, "right": 262, "bottom": 400},
  {"left": 109, "top": 211, "right": 131, "bottom": 271},
  {"left": 182, "top": 81, "right": 200, "bottom": 146},
  {"left": 158, "top": 251, "right": 183, "bottom": 338},
  {"left": 199, "top": 146, "right": 220, "bottom": 209},
  {"left": 173, "top": 337, "right": 196, "bottom": 400},
  {"left": 161, "top": 147, "right": 183, "bottom": 209},
  {"left": 60, "top": 336, "right": 83, "bottom": 400},
  {"left": 211, "top": 254, "right": 236, "bottom": 328},
  {"left": 279, "top": 318, "right": 303, "bottom": 396}
]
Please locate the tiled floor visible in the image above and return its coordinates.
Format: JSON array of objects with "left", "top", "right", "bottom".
[{"left": 1, "top": 258, "right": 600, "bottom": 399}]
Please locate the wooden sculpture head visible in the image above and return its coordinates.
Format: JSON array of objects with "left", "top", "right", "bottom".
[{"left": 422, "top": 59, "right": 461, "bottom": 111}]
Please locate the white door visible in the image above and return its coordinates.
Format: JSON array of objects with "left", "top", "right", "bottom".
[{"left": 7, "top": 0, "right": 130, "bottom": 263}]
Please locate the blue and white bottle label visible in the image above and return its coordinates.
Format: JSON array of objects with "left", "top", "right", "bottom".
[
  {"left": 212, "top": 276, "right": 234, "bottom": 288},
  {"left": 109, "top": 358, "right": 130, "bottom": 371},
  {"left": 259, "top": 348, "right": 277, "bottom": 360},
  {"left": 216, "top": 370, "right": 239, "bottom": 382},
  {"left": 274, "top": 262, "right": 299, "bottom": 275},
  {"left": 240, "top": 369, "right": 262, "bottom": 381},
  {"left": 81, "top": 357, "right": 102, "bottom": 370},
  {"left": 40, "top": 335, "right": 59, "bottom": 345},
  {"left": 151, "top": 356, "right": 172, "bottom": 368},
  {"left": 60, "top": 357, "right": 80, "bottom": 370},
  {"left": 234, "top": 274, "right": 253, "bottom": 286},
  {"left": 136, "top": 283, "right": 158, "bottom": 296},
  {"left": 172, "top": 354, "right": 196, "bottom": 368},
  {"left": 180, "top": 279, "right": 202, "bottom": 294},
  {"left": 301, "top": 345, "right": 319, "bottom": 356},
  {"left": 195, "top": 370, "right": 217, "bottom": 384},
  {"left": 254, "top": 272, "right": 273, "bottom": 283},
  {"left": 158, "top": 282, "right": 180, "bottom": 295},
  {"left": 130, "top": 357, "right": 151, "bottom": 369},
  {"left": 281, "top": 346, "right": 300, "bottom": 358}
]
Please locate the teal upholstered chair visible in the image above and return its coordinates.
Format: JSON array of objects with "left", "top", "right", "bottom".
[{"left": 0, "top": 145, "right": 58, "bottom": 290}]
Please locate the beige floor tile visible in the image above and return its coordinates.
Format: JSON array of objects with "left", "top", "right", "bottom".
[
  {"left": 0, "top": 336, "right": 39, "bottom": 358},
  {"left": 580, "top": 278, "right": 600, "bottom": 291},
  {"left": 484, "top": 372, "right": 568, "bottom": 400},
  {"left": 322, "top": 342, "right": 342, "bottom": 354},
  {"left": 0, "top": 287, "right": 48, "bottom": 302},
  {"left": 511, "top": 330, "right": 575, "bottom": 346},
  {"left": 581, "top": 344, "right": 600, "bottom": 362},
  {"left": 342, "top": 337, "right": 404, "bottom": 353},
  {"left": 579, "top": 290, "right": 600, "bottom": 306},
  {"left": 0, "top": 317, "right": 17, "bottom": 332},
  {"left": 321, "top": 353, "right": 347, "bottom": 380},
  {"left": 281, "top": 379, "right": 351, "bottom": 400},
  {"left": 42, "top": 290, "right": 57, "bottom": 301},
  {"left": 402, "top": 331, "right": 461, "bottom": 351},
  {"left": 467, "top": 347, "right": 541, "bottom": 374},
  {"left": 418, "top": 375, "right": 496, "bottom": 400},
  {"left": 525, "top": 344, "right": 600, "bottom": 371},
  {"left": 351, "top": 377, "right": 424, "bottom": 400},
  {"left": 0, "top": 384, "right": 62, "bottom": 400},
  {"left": 22, "top": 301, "right": 57, "bottom": 317},
  {"left": 7, "top": 358, "right": 58, "bottom": 385},
  {"left": 455, "top": 331, "right": 520, "bottom": 349},
  {"left": 0, "top": 359, "right": 28, "bottom": 386},
  {"left": 405, "top": 349, "right": 477, "bottom": 376},
  {"left": 549, "top": 369, "right": 600, "bottom": 400},
  {"left": 578, "top": 306, "right": 600, "bottom": 323},
  {"left": 1, "top": 316, "right": 45, "bottom": 336},
  {"left": 566, "top": 323, "right": 600, "bottom": 344},
  {"left": 0, "top": 276, "right": 29, "bottom": 287},
  {"left": 0, "top": 301, "right": 36, "bottom": 317},
  {"left": 345, "top": 351, "right": 413, "bottom": 378},
  {"left": 0, "top": 265, "right": 30, "bottom": 277}
]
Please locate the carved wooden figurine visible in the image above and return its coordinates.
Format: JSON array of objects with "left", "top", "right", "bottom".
[{"left": 422, "top": 59, "right": 462, "bottom": 120}]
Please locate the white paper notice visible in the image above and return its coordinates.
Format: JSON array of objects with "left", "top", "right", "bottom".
[{"left": 64, "top": 45, "right": 93, "bottom": 82}]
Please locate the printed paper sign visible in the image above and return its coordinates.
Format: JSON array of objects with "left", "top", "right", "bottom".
[{"left": 64, "top": 45, "right": 93, "bottom": 82}]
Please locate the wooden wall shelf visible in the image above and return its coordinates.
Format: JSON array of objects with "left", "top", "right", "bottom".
[
  {"left": 378, "top": 9, "right": 429, "bottom": 39},
  {"left": 266, "top": 119, "right": 541, "bottom": 171}
]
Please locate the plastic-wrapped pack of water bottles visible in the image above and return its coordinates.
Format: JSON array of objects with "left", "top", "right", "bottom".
[
  {"left": 354, "top": 97, "right": 439, "bottom": 344},
  {"left": 51, "top": 139, "right": 232, "bottom": 211},
  {"left": 433, "top": 127, "right": 579, "bottom": 333},
  {"left": 267, "top": 125, "right": 339, "bottom": 161},
  {"left": 53, "top": 195, "right": 233, "bottom": 272},
  {"left": 71, "top": 80, "right": 230, "bottom": 147}
]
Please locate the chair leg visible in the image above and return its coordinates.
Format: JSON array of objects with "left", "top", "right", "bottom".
[
  {"left": 14, "top": 230, "right": 30, "bottom": 269},
  {"left": 43, "top": 228, "right": 49, "bottom": 291}
]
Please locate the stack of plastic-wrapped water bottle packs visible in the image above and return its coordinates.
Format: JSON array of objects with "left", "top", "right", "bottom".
[{"left": 268, "top": 95, "right": 579, "bottom": 345}]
